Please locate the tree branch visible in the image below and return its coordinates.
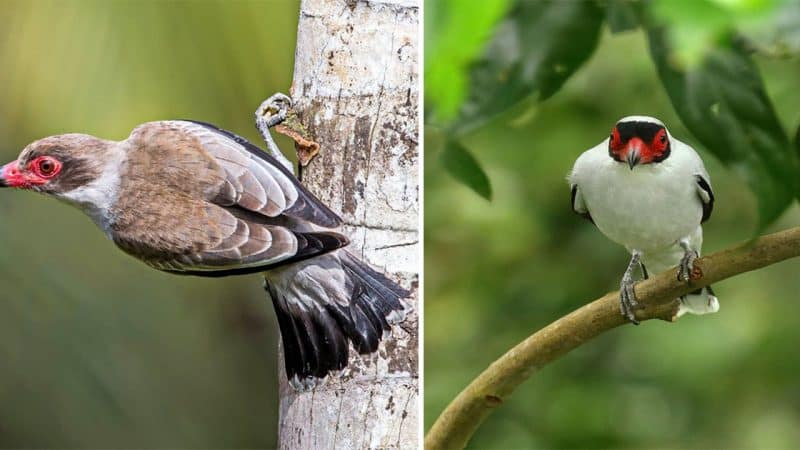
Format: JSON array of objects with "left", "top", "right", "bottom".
[{"left": 425, "top": 226, "right": 800, "bottom": 450}]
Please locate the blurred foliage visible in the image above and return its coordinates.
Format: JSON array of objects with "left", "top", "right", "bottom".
[
  {"left": 424, "top": 0, "right": 800, "bottom": 449},
  {"left": 426, "top": 0, "right": 800, "bottom": 228},
  {"left": 440, "top": 140, "right": 492, "bottom": 200},
  {"left": 651, "top": 0, "right": 779, "bottom": 65},
  {"left": 425, "top": 0, "right": 511, "bottom": 123},
  {"left": 0, "top": 0, "right": 300, "bottom": 447},
  {"left": 456, "top": 0, "right": 604, "bottom": 133},
  {"left": 652, "top": 0, "right": 800, "bottom": 63}
]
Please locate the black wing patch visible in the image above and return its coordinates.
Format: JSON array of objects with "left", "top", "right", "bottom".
[
  {"left": 184, "top": 119, "right": 343, "bottom": 229},
  {"left": 695, "top": 175, "right": 714, "bottom": 223},
  {"left": 571, "top": 185, "right": 594, "bottom": 224}
]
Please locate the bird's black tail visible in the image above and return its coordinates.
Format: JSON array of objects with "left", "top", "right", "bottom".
[{"left": 264, "top": 250, "right": 409, "bottom": 387}]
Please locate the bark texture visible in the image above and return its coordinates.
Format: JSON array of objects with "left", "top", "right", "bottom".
[
  {"left": 425, "top": 226, "right": 800, "bottom": 450},
  {"left": 276, "top": 0, "right": 419, "bottom": 448}
]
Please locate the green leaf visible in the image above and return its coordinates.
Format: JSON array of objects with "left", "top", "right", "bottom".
[
  {"left": 455, "top": 0, "right": 604, "bottom": 134},
  {"left": 440, "top": 140, "right": 492, "bottom": 200},
  {"left": 425, "top": 0, "right": 512, "bottom": 123},
  {"left": 647, "top": 28, "right": 800, "bottom": 228},
  {"left": 605, "top": 0, "right": 640, "bottom": 34}
]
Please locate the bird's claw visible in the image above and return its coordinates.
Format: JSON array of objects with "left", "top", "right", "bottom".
[
  {"left": 678, "top": 248, "right": 698, "bottom": 282},
  {"left": 254, "top": 93, "right": 295, "bottom": 173},
  {"left": 256, "top": 93, "right": 292, "bottom": 129},
  {"left": 289, "top": 375, "right": 318, "bottom": 392},
  {"left": 620, "top": 278, "right": 640, "bottom": 325}
]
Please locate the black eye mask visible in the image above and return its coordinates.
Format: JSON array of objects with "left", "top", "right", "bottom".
[{"left": 615, "top": 121, "right": 663, "bottom": 144}]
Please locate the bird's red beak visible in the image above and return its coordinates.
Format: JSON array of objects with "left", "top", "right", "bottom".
[
  {"left": 0, "top": 160, "right": 26, "bottom": 188},
  {"left": 623, "top": 137, "right": 644, "bottom": 170}
]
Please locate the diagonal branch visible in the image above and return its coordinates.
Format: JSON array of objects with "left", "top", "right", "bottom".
[{"left": 425, "top": 226, "right": 800, "bottom": 450}]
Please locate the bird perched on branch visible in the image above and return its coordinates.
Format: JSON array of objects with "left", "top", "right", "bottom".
[
  {"left": 568, "top": 115, "right": 719, "bottom": 324},
  {"left": 0, "top": 94, "right": 408, "bottom": 388}
]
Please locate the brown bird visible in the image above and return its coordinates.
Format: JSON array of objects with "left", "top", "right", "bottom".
[{"left": 0, "top": 97, "right": 408, "bottom": 387}]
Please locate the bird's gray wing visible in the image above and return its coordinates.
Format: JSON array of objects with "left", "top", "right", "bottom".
[
  {"left": 695, "top": 175, "right": 714, "bottom": 223},
  {"left": 111, "top": 190, "right": 348, "bottom": 277},
  {"left": 571, "top": 184, "right": 594, "bottom": 224},
  {"left": 175, "top": 120, "right": 343, "bottom": 229}
]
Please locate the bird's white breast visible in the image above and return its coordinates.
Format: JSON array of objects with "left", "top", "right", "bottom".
[{"left": 570, "top": 139, "right": 705, "bottom": 252}]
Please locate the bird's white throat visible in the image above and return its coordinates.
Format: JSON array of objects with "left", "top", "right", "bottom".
[{"left": 57, "top": 144, "right": 127, "bottom": 237}]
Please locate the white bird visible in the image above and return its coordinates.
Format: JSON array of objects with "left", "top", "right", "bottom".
[{"left": 568, "top": 115, "right": 719, "bottom": 324}]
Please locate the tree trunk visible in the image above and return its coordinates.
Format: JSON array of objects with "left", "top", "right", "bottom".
[{"left": 276, "top": 0, "right": 419, "bottom": 448}]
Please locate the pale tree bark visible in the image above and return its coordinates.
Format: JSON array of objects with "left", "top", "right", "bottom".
[{"left": 274, "top": 0, "right": 419, "bottom": 449}]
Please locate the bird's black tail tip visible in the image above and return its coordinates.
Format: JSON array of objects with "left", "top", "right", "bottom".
[{"left": 266, "top": 251, "right": 410, "bottom": 388}]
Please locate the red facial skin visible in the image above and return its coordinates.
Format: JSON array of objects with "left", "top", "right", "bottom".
[
  {"left": 0, "top": 156, "right": 62, "bottom": 188},
  {"left": 609, "top": 126, "right": 670, "bottom": 165}
]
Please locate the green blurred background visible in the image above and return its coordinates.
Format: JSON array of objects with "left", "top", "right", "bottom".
[
  {"left": 0, "top": 1, "right": 300, "bottom": 447},
  {"left": 424, "top": 4, "right": 800, "bottom": 450}
]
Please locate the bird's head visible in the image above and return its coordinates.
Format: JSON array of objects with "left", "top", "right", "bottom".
[
  {"left": 608, "top": 116, "right": 671, "bottom": 170},
  {"left": 0, "top": 134, "right": 111, "bottom": 197}
]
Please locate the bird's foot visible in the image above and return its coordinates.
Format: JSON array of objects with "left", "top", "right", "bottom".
[
  {"left": 620, "top": 277, "right": 640, "bottom": 325},
  {"left": 677, "top": 247, "right": 698, "bottom": 282},
  {"left": 254, "top": 93, "right": 295, "bottom": 173},
  {"left": 255, "top": 93, "right": 292, "bottom": 129},
  {"left": 620, "top": 250, "right": 642, "bottom": 325},
  {"left": 640, "top": 261, "right": 650, "bottom": 280},
  {"left": 289, "top": 374, "right": 318, "bottom": 392}
]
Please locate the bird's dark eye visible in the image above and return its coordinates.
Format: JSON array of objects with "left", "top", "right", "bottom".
[
  {"left": 39, "top": 160, "right": 54, "bottom": 174},
  {"left": 610, "top": 128, "right": 620, "bottom": 144},
  {"left": 659, "top": 134, "right": 667, "bottom": 144}
]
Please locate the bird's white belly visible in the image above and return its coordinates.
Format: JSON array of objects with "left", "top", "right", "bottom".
[{"left": 582, "top": 164, "right": 702, "bottom": 252}]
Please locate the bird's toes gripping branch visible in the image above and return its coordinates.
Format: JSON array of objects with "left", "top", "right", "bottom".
[
  {"left": 254, "top": 92, "right": 295, "bottom": 173},
  {"left": 677, "top": 240, "right": 699, "bottom": 283},
  {"left": 620, "top": 277, "right": 639, "bottom": 325},
  {"left": 620, "top": 251, "right": 643, "bottom": 325},
  {"left": 256, "top": 93, "right": 292, "bottom": 129}
]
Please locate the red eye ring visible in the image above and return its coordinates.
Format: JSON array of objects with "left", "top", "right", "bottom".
[
  {"left": 654, "top": 129, "right": 668, "bottom": 147},
  {"left": 609, "top": 127, "right": 621, "bottom": 148},
  {"left": 31, "top": 156, "right": 61, "bottom": 179}
]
